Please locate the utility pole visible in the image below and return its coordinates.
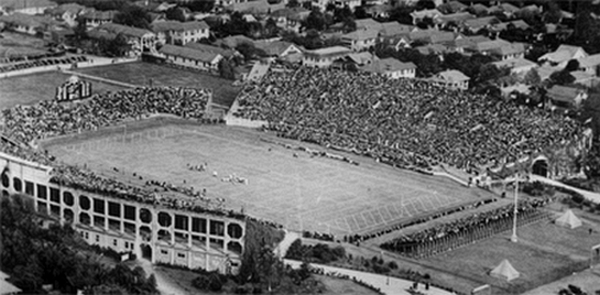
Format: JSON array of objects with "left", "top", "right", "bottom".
[{"left": 511, "top": 173, "right": 519, "bottom": 243}]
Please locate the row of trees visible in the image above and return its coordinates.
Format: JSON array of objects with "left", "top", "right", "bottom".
[{"left": 1, "top": 195, "right": 158, "bottom": 295}]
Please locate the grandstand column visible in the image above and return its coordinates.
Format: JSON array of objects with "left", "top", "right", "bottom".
[
  {"left": 150, "top": 208, "right": 159, "bottom": 264},
  {"left": 73, "top": 190, "right": 80, "bottom": 224},
  {"left": 188, "top": 216, "right": 193, "bottom": 248}
]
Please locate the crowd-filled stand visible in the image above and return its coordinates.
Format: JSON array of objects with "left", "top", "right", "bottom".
[
  {"left": 380, "top": 198, "right": 552, "bottom": 257},
  {"left": 234, "top": 67, "right": 583, "bottom": 174},
  {"left": 0, "top": 55, "right": 87, "bottom": 73},
  {"left": 0, "top": 87, "right": 271, "bottom": 221}
]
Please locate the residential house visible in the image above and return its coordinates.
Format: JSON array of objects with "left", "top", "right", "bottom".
[
  {"left": 546, "top": 85, "right": 587, "bottom": 110},
  {"left": 333, "top": 0, "right": 361, "bottom": 11},
  {"left": 436, "top": 12, "right": 475, "bottom": 29},
  {"left": 133, "top": 1, "right": 176, "bottom": 12},
  {"left": 516, "top": 4, "right": 542, "bottom": 18},
  {"left": 383, "top": 34, "right": 412, "bottom": 51},
  {"left": 492, "top": 57, "right": 538, "bottom": 76},
  {"left": 576, "top": 54, "right": 600, "bottom": 76},
  {"left": 536, "top": 65, "right": 561, "bottom": 82},
  {"left": 430, "top": 69, "right": 470, "bottom": 90},
  {"left": 410, "top": 29, "right": 458, "bottom": 45},
  {"left": 379, "top": 22, "right": 418, "bottom": 37},
  {"left": 302, "top": 46, "right": 351, "bottom": 67},
  {"left": 355, "top": 18, "right": 383, "bottom": 31},
  {"left": 446, "top": 34, "right": 490, "bottom": 53},
  {"left": 152, "top": 21, "right": 210, "bottom": 45},
  {"left": 227, "top": 0, "right": 285, "bottom": 14},
  {"left": 89, "top": 23, "right": 157, "bottom": 56},
  {"left": 342, "top": 28, "right": 379, "bottom": 51},
  {"left": 437, "top": 1, "right": 468, "bottom": 15},
  {"left": 216, "top": 0, "right": 246, "bottom": 7},
  {"left": 410, "top": 9, "right": 443, "bottom": 25},
  {"left": 44, "top": 26, "right": 75, "bottom": 44},
  {"left": 253, "top": 40, "right": 303, "bottom": 59},
  {"left": 465, "top": 38, "right": 509, "bottom": 55},
  {"left": 538, "top": 45, "right": 588, "bottom": 68},
  {"left": 311, "top": 0, "right": 329, "bottom": 12},
  {"left": 333, "top": 51, "right": 374, "bottom": 69},
  {"left": 491, "top": 42, "right": 526, "bottom": 60},
  {"left": 570, "top": 71, "right": 600, "bottom": 88},
  {"left": 361, "top": 57, "right": 417, "bottom": 78},
  {"left": 270, "top": 7, "right": 310, "bottom": 33},
  {"left": 159, "top": 44, "right": 223, "bottom": 71},
  {"left": 0, "top": 0, "right": 56, "bottom": 15},
  {"left": 0, "top": 13, "right": 59, "bottom": 36},
  {"left": 461, "top": 16, "right": 499, "bottom": 33},
  {"left": 45, "top": 3, "right": 88, "bottom": 27},
  {"left": 490, "top": 19, "right": 529, "bottom": 32},
  {"left": 80, "top": 10, "right": 116, "bottom": 30}
]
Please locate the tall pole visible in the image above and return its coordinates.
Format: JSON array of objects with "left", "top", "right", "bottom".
[{"left": 511, "top": 175, "right": 519, "bottom": 243}]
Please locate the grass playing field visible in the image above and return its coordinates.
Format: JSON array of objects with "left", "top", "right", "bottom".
[
  {"left": 0, "top": 71, "right": 126, "bottom": 109},
  {"left": 73, "top": 62, "right": 241, "bottom": 108},
  {"left": 42, "top": 118, "right": 495, "bottom": 236},
  {"left": 422, "top": 216, "right": 600, "bottom": 294}
]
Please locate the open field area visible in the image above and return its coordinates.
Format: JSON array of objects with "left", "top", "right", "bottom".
[
  {"left": 422, "top": 216, "right": 600, "bottom": 294},
  {"left": 0, "top": 31, "right": 48, "bottom": 58},
  {"left": 74, "top": 62, "right": 241, "bottom": 108},
  {"left": 0, "top": 71, "right": 127, "bottom": 109},
  {"left": 42, "top": 119, "right": 494, "bottom": 236}
]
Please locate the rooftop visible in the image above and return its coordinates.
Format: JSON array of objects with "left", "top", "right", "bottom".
[
  {"left": 493, "top": 57, "right": 537, "bottom": 69},
  {"left": 547, "top": 85, "right": 585, "bottom": 103},
  {"left": 0, "top": 0, "right": 55, "bottom": 10},
  {"left": 151, "top": 20, "right": 209, "bottom": 32},
  {"left": 306, "top": 46, "right": 351, "bottom": 56},
  {"left": 185, "top": 42, "right": 236, "bottom": 58},
  {"left": 362, "top": 57, "right": 416, "bottom": 74},
  {"left": 577, "top": 53, "right": 600, "bottom": 68},
  {"left": 159, "top": 44, "right": 221, "bottom": 62},
  {"left": 538, "top": 45, "right": 587, "bottom": 63},
  {"left": 253, "top": 40, "right": 299, "bottom": 56},
  {"left": 342, "top": 28, "right": 380, "bottom": 41},
  {"left": 95, "top": 23, "right": 154, "bottom": 38},
  {"left": 435, "top": 69, "right": 470, "bottom": 82}
]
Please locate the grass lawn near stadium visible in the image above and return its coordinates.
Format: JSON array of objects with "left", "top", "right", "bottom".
[
  {"left": 41, "top": 118, "right": 495, "bottom": 237},
  {"left": 73, "top": 62, "right": 241, "bottom": 108},
  {"left": 421, "top": 217, "right": 600, "bottom": 295},
  {"left": 0, "top": 71, "right": 127, "bottom": 109}
]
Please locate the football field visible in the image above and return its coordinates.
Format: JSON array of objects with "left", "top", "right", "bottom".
[{"left": 43, "top": 119, "right": 495, "bottom": 236}]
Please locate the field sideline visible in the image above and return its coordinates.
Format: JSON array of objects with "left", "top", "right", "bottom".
[{"left": 42, "top": 119, "right": 495, "bottom": 236}]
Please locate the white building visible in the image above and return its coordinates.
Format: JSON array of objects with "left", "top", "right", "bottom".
[
  {"left": 302, "top": 46, "right": 351, "bottom": 68},
  {"left": 151, "top": 21, "right": 210, "bottom": 45},
  {"left": 361, "top": 57, "right": 417, "bottom": 79},
  {"left": 430, "top": 69, "right": 470, "bottom": 90},
  {"left": 159, "top": 44, "right": 223, "bottom": 72}
]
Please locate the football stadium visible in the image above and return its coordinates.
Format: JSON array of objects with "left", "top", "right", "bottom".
[{"left": 1, "top": 61, "right": 599, "bottom": 294}]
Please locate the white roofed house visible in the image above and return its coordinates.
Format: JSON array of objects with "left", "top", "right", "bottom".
[
  {"left": 576, "top": 54, "right": 600, "bottom": 76},
  {"left": 80, "top": 10, "right": 116, "bottom": 30},
  {"left": 253, "top": 40, "right": 303, "bottom": 60},
  {"left": 0, "top": 13, "right": 60, "bottom": 36},
  {"left": 88, "top": 23, "right": 157, "bottom": 56},
  {"left": 546, "top": 85, "right": 588, "bottom": 111},
  {"left": 538, "top": 45, "right": 588, "bottom": 69},
  {"left": 302, "top": 46, "right": 351, "bottom": 68},
  {"left": 461, "top": 16, "right": 499, "bottom": 34},
  {"left": 493, "top": 58, "right": 538, "bottom": 76},
  {"left": 410, "top": 9, "right": 443, "bottom": 25},
  {"left": 159, "top": 44, "right": 223, "bottom": 72},
  {"left": 341, "top": 28, "right": 379, "bottom": 51},
  {"left": 361, "top": 57, "right": 417, "bottom": 79},
  {"left": 151, "top": 21, "right": 210, "bottom": 46},
  {"left": 0, "top": 0, "right": 56, "bottom": 15},
  {"left": 45, "top": 3, "right": 89, "bottom": 27},
  {"left": 269, "top": 7, "right": 310, "bottom": 33},
  {"left": 491, "top": 42, "right": 526, "bottom": 61},
  {"left": 333, "top": 0, "right": 361, "bottom": 11},
  {"left": 429, "top": 69, "right": 470, "bottom": 90}
]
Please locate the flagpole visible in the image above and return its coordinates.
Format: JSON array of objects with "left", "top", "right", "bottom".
[{"left": 511, "top": 175, "right": 518, "bottom": 243}]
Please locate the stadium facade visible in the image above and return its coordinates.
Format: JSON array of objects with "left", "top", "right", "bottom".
[{"left": 0, "top": 151, "right": 245, "bottom": 274}]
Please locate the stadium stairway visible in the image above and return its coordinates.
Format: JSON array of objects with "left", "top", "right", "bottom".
[
  {"left": 246, "top": 62, "right": 270, "bottom": 81},
  {"left": 274, "top": 230, "right": 301, "bottom": 259}
]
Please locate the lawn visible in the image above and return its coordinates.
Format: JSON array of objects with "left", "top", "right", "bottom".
[
  {"left": 74, "top": 62, "right": 241, "bottom": 108},
  {"left": 42, "top": 119, "right": 494, "bottom": 237},
  {"left": 0, "top": 71, "right": 127, "bottom": 109},
  {"left": 422, "top": 217, "right": 599, "bottom": 294}
]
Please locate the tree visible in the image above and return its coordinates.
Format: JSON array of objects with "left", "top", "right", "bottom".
[
  {"left": 263, "top": 18, "right": 278, "bottom": 38},
  {"left": 184, "top": 0, "right": 215, "bottom": 12},
  {"left": 218, "top": 59, "right": 235, "bottom": 80},
  {"left": 416, "top": 0, "right": 435, "bottom": 10},
  {"left": 113, "top": 5, "right": 152, "bottom": 29},
  {"left": 523, "top": 68, "right": 542, "bottom": 86},
  {"left": 287, "top": 0, "right": 299, "bottom": 8},
  {"left": 549, "top": 70, "right": 575, "bottom": 86},
  {"left": 389, "top": 5, "right": 413, "bottom": 25},
  {"left": 565, "top": 59, "right": 580, "bottom": 72},
  {"left": 165, "top": 7, "right": 187, "bottom": 22},
  {"left": 303, "top": 8, "right": 331, "bottom": 31},
  {"left": 354, "top": 6, "right": 368, "bottom": 19}
]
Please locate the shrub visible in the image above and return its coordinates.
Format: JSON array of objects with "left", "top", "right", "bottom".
[{"left": 388, "top": 261, "right": 398, "bottom": 270}]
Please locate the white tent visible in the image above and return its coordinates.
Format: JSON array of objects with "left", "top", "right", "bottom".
[
  {"left": 555, "top": 209, "right": 582, "bottom": 229},
  {"left": 490, "top": 259, "right": 520, "bottom": 282}
]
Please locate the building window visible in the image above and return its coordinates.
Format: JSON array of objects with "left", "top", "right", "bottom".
[
  {"left": 96, "top": 235, "right": 99, "bottom": 242},
  {"left": 125, "top": 241, "right": 129, "bottom": 248},
  {"left": 177, "top": 253, "right": 185, "bottom": 258},
  {"left": 161, "top": 250, "right": 168, "bottom": 255},
  {"left": 113, "top": 239, "right": 117, "bottom": 246}
]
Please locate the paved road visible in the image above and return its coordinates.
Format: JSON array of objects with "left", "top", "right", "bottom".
[
  {"left": 285, "top": 259, "right": 457, "bottom": 295},
  {"left": 530, "top": 174, "right": 600, "bottom": 203}
]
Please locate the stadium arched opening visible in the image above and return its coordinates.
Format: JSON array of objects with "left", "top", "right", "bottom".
[
  {"left": 140, "top": 243, "right": 152, "bottom": 260},
  {"left": 532, "top": 158, "right": 549, "bottom": 177}
]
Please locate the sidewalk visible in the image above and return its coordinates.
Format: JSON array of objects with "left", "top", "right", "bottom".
[
  {"left": 285, "top": 259, "right": 457, "bottom": 295},
  {"left": 530, "top": 174, "right": 600, "bottom": 204}
]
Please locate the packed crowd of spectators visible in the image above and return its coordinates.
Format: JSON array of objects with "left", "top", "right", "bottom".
[
  {"left": 234, "top": 67, "right": 583, "bottom": 173},
  {"left": 380, "top": 198, "right": 551, "bottom": 256},
  {"left": 3, "top": 87, "right": 211, "bottom": 144},
  {"left": 0, "top": 55, "right": 87, "bottom": 73}
]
